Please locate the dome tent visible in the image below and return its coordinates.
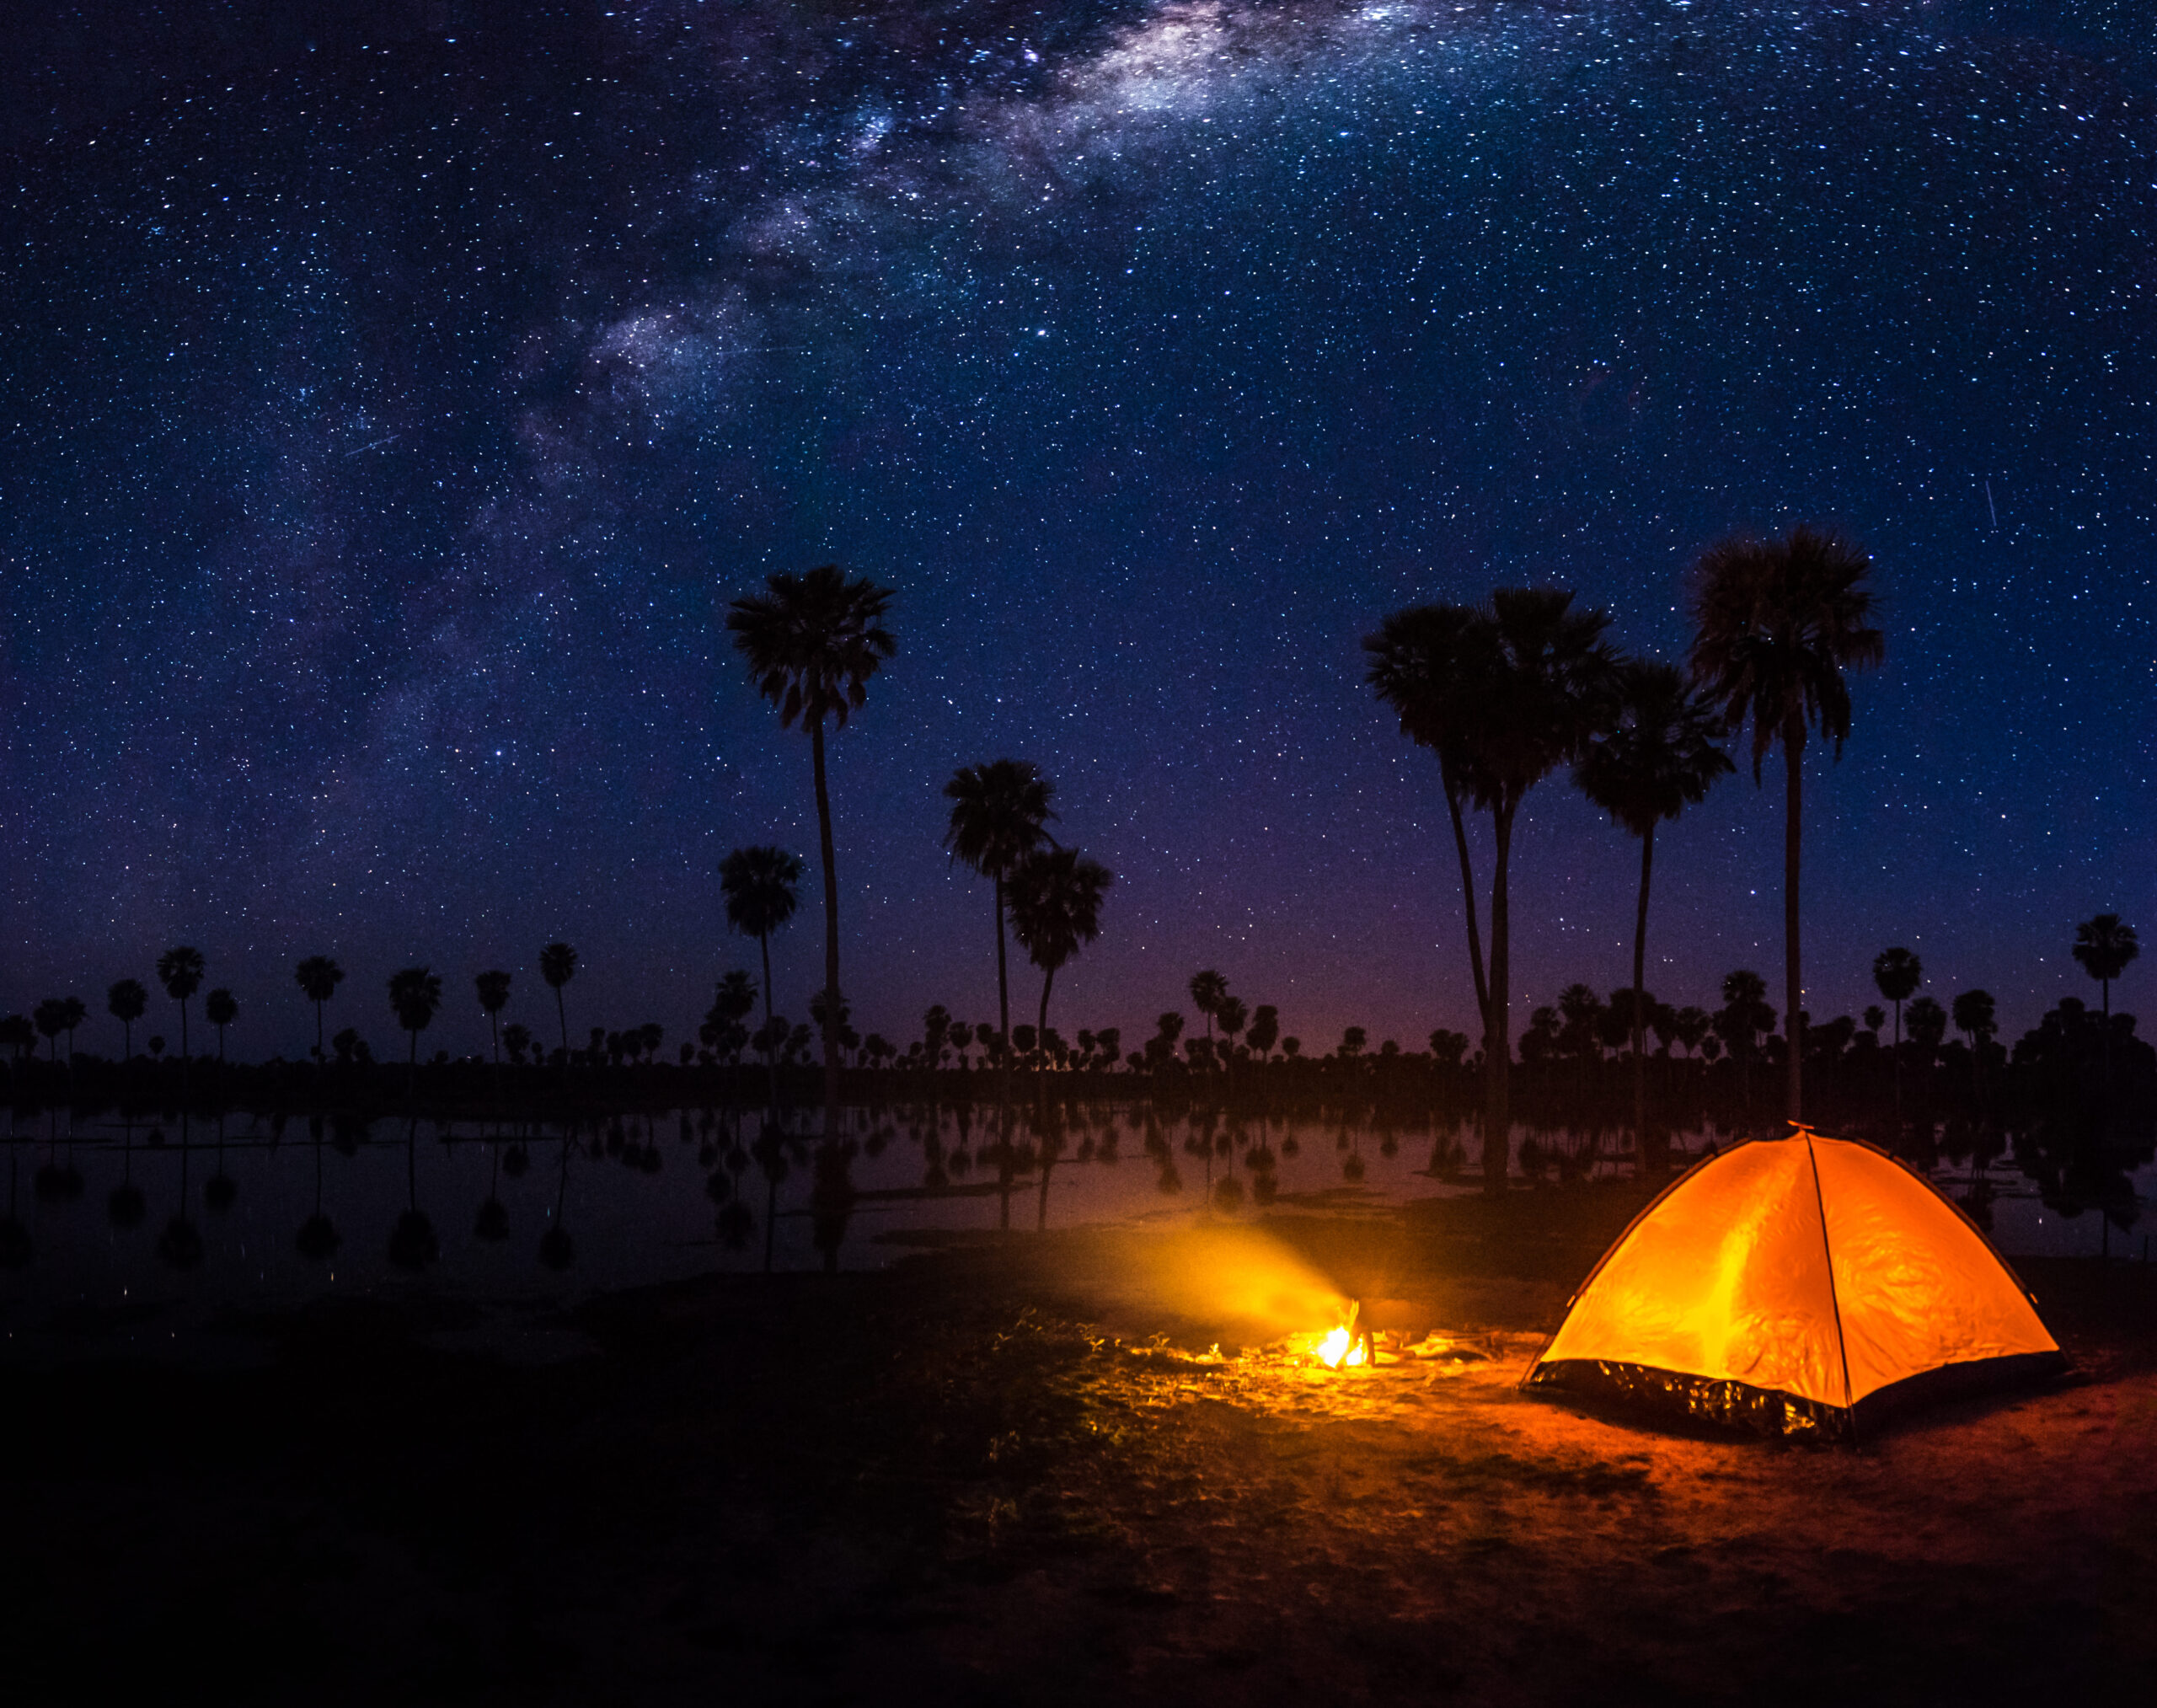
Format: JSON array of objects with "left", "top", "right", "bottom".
[{"left": 1523, "top": 1128, "right": 2065, "bottom": 1438}]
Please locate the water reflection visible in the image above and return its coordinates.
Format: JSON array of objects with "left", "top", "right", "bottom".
[{"left": 0, "top": 1106, "right": 2146, "bottom": 1325}]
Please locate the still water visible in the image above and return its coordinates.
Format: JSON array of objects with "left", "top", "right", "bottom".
[{"left": 1, "top": 1106, "right": 2148, "bottom": 1343}]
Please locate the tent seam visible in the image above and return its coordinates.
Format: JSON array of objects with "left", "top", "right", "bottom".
[{"left": 1801, "top": 1126, "right": 1857, "bottom": 1419}]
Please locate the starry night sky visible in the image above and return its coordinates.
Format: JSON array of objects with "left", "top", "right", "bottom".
[{"left": 3, "top": 0, "right": 2153, "bottom": 1061}]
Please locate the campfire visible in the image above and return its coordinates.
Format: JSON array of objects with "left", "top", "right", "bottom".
[{"left": 1307, "top": 1299, "right": 1374, "bottom": 1369}]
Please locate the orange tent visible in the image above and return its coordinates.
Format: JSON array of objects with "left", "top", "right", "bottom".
[{"left": 1523, "top": 1129, "right": 2064, "bottom": 1438}]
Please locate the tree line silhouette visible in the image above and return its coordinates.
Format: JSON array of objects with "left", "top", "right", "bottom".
[{"left": 3, "top": 536, "right": 2147, "bottom": 1215}]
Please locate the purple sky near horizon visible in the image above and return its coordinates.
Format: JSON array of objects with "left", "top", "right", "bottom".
[{"left": 3, "top": 0, "right": 2153, "bottom": 1063}]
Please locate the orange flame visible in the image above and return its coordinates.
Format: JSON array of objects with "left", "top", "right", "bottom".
[
  {"left": 1312, "top": 1298, "right": 1368, "bottom": 1368},
  {"left": 1314, "top": 1324, "right": 1368, "bottom": 1368}
]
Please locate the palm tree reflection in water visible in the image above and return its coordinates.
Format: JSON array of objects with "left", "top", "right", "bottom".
[
  {"left": 388, "top": 1115, "right": 439, "bottom": 1272},
  {"left": 296, "top": 1114, "right": 340, "bottom": 1261},
  {"left": 474, "top": 1120, "right": 511, "bottom": 1242},
  {"left": 107, "top": 1110, "right": 146, "bottom": 1231},
  {"left": 156, "top": 1109, "right": 204, "bottom": 1271},
  {"left": 203, "top": 1108, "right": 237, "bottom": 1214},
  {"left": 0, "top": 1116, "right": 29, "bottom": 1271},
  {"left": 538, "top": 1126, "right": 575, "bottom": 1272}
]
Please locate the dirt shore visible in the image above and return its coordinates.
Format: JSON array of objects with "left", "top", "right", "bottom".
[{"left": 3, "top": 1189, "right": 2154, "bottom": 1705}]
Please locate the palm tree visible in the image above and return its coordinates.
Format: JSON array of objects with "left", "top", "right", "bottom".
[
  {"left": 2074, "top": 913, "right": 2139, "bottom": 1017},
  {"left": 539, "top": 942, "right": 577, "bottom": 1065},
  {"left": 720, "top": 845, "right": 803, "bottom": 1095},
  {"left": 156, "top": 946, "right": 206, "bottom": 1084},
  {"left": 58, "top": 996, "right": 86, "bottom": 1065},
  {"left": 1364, "top": 602, "right": 1496, "bottom": 1046},
  {"left": 2072, "top": 914, "right": 2138, "bottom": 1091},
  {"left": 1690, "top": 525, "right": 1882, "bottom": 1127},
  {"left": 295, "top": 956, "right": 345, "bottom": 1075},
  {"left": 1008, "top": 847, "right": 1114, "bottom": 1048},
  {"left": 1905, "top": 995, "right": 1947, "bottom": 1127},
  {"left": 727, "top": 564, "right": 897, "bottom": 1138},
  {"left": 1370, "top": 589, "right": 1618, "bottom": 1190},
  {"left": 1872, "top": 946, "right": 1922, "bottom": 1135},
  {"left": 1718, "top": 969, "right": 1774, "bottom": 1128},
  {"left": 107, "top": 978, "right": 148, "bottom": 1065},
  {"left": 476, "top": 969, "right": 511, "bottom": 1112},
  {"left": 204, "top": 988, "right": 237, "bottom": 1107},
  {"left": 205, "top": 988, "right": 237, "bottom": 1061},
  {"left": 1214, "top": 996, "right": 1249, "bottom": 1068},
  {"left": 1952, "top": 988, "right": 1998, "bottom": 1117},
  {"left": 1187, "top": 970, "right": 1229, "bottom": 1056},
  {"left": 388, "top": 967, "right": 444, "bottom": 1103},
  {"left": 943, "top": 760, "right": 1057, "bottom": 1074},
  {"left": 1574, "top": 658, "right": 1732, "bottom": 1165},
  {"left": 33, "top": 998, "right": 69, "bottom": 1065},
  {"left": 705, "top": 971, "right": 757, "bottom": 1066}
]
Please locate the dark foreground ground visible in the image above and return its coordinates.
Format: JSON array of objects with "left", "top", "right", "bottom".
[{"left": 4, "top": 1186, "right": 2155, "bottom": 1706}]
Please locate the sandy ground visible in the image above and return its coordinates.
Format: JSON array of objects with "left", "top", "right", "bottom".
[{"left": 3, "top": 1194, "right": 2154, "bottom": 1705}]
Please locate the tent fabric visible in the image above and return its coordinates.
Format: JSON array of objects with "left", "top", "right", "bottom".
[{"left": 1524, "top": 1130, "right": 2063, "bottom": 1438}]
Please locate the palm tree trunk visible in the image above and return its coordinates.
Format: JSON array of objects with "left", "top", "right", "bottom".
[
  {"left": 1783, "top": 722, "right": 1804, "bottom": 1127},
  {"left": 1442, "top": 766, "right": 1491, "bottom": 1033},
  {"left": 1038, "top": 964, "right": 1055, "bottom": 1052},
  {"left": 759, "top": 929, "right": 778, "bottom": 1106},
  {"left": 811, "top": 715, "right": 841, "bottom": 1144},
  {"left": 1484, "top": 801, "right": 1515, "bottom": 1194},
  {"left": 993, "top": 875, "right": 1011, "bottom": 1073},
  {"left": 2101, "top": 976, "right": 2113, "bottom": 1109},
  {"left": 1632, "top": 823, "right": 1653, "bottom": 1171},
  {"left": 1892, "top": 999, "right": 1903, "bottom": 1137}
]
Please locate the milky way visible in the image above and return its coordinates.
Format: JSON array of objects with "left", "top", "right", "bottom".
[{"left": 3, "top": 0, "right": 2153, "bottom": 1058}]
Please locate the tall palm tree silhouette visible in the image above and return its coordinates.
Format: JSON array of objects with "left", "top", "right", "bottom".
[
  {"left": 1009, "top": 847, "right": 1114, "bottom": 1049},
  {"left": 539, "top": 943, "right": 578, "bottom": 1066},
  {"left": 727, "top": 564, "right": 897, "bottom": 1140},
  {"left": 156, "top": 947, "right": 206, "bottom": 1112},
  {"left": 943, "top": 759, "right": 1055, "bottom": 1075},
  {"left": 1872, "top": 947, "right": 1922, "bottom": 1135},
  {"left": 107, "top": 978, "right": 148, "bottom": 1066},
  {"left": 1370, "top": 590, "right": 1616, "bottom": 1190},
  {"left": 295, "top": 956, "right": 345, "bottom": 1078},
  {"left": 720, "top": 844, "right": 803, "bottom": 1095},
  {"left": 1690, "top": 524, "right": 1882, "bottom": 1127},
  {"left": 388, "top": 967, "right": 444, "bottom": 1103},
  {"left": 1576, "top": 659, "right": 1731, "bottom": 1165},
  {"left": 2072, "top": 913, "right": 2138, "bottom": 1093},
  {"left": 1365, "top": 602, "right": 1497, "bottom": 1041}
]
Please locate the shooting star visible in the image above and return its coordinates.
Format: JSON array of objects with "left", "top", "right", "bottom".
[
  {"left": 345, "top": 433, "right": 401, "bottom": 457},
  {"left": 1985, "top": 478, "right": 1999, "bottom": 529}
]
